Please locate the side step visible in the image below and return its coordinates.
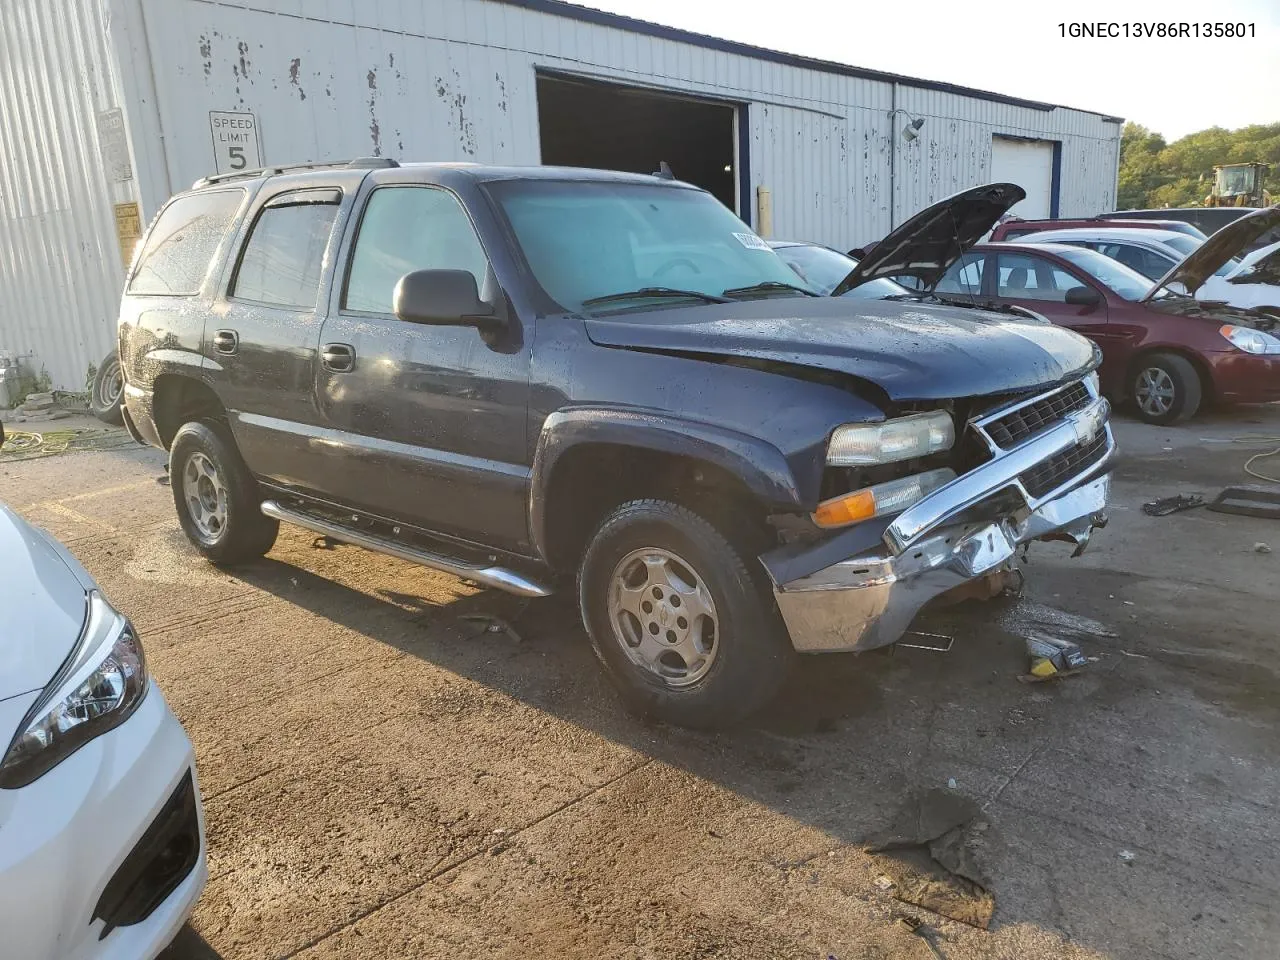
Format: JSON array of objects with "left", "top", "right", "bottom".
[{"left": 260, "top": 500, "right": 552, "bottom": 598}]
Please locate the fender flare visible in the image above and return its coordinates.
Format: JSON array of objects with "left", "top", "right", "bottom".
[{"left": 528, "top": 407, "right": 807, "bottom": 562}]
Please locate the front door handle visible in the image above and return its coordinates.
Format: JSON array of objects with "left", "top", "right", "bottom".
[
  {"left": 321, "top": 343, "right": 355, "bottom": 373},
  {"left": 212, "top": 329, "right": 238, "bottom": 355}
]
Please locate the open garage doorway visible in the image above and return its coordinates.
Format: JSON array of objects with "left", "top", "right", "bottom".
[{"left": 536, "top": 73, "right": 743, "bottom": 215}]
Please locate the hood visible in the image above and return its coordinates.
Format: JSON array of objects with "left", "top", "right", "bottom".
[
  {"left": 831, "top": 183, "right": 1025, "bottom": 296},
  {"left": 583, "top": 296, "right": 1097, "bottom": 402},
  {"left": 0, "top": 505, "right": 91, "bottom": 702},
  {"left": 1143, "top": 206, "right": 1280, "bottom": 302}
]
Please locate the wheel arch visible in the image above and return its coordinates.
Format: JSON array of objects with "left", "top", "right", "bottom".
[
  {"left": 1125, "top": 346, "right": 1214, "bottom": 402},
  {"left": 152, "top": 374, "right": 229, "bottom": 449},
  {"left": 530, "top": 409, "right": 805, "bottom": 574}
]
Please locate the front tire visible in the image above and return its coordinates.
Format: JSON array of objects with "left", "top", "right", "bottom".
[
  {"left": 1131, "top": 352, "right": 1202, "bottom": 424},
  {"left": 579, "top": 499, "right": 791, "bottom": 729},
  {"left": 169, "top": 419, "right": 278, "bottom": 564}
]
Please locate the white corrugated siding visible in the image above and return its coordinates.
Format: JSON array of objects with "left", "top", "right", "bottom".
[
  {"left": 4, "top": 0, "right": 1121, "bottom": 388},
  {"left": 123, "top": 0, "right": 1120, "bottom": 248},
  {"left": 0, "top": 0, "right": 140, "bottom": 392}
]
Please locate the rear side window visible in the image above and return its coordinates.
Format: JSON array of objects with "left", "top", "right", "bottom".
[
  {"left": 231, "top": 193, "right": 340, "bottom": 309},
  {"left": 128, "top": 190, "right": 244, "bottom": 296}
]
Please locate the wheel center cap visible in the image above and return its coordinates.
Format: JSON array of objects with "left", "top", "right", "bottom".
[{"left": 657, "top": 605, "right": 673, "bottom": 628}]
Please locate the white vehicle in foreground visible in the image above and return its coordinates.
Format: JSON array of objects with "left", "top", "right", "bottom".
[
  {"left": 1197, "top": 239, "right": 1280, "bottom": 315},
  {"left": 0, "top": 502, "right": 206, "bottom": 959}
]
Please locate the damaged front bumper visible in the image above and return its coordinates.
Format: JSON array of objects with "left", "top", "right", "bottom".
[{"left": 767, "top": 382, "right": 1115, "bottom": 654}]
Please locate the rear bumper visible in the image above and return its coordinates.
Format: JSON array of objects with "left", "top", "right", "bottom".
[{"left": 773, "top": 472, "right": 1111, "bottom": 653}]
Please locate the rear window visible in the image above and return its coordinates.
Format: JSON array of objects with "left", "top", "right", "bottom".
[
  {"left": 128, "top": 190, "right": 244, "bottom": 296},
  {"left": 231, "top": 193, "right": 340, "bottom": 309}
]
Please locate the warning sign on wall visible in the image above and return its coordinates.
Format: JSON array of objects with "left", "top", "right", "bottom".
[
  {"left": 208, "top": 111, "right": 262, "bottom": 174},
  {"left": 113, "top": 202, "right": 142, "bottom": 268}
]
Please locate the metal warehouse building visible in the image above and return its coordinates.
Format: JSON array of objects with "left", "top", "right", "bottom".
[{"left": 1, "top": 0, "right": 1123, "bottom": 391}]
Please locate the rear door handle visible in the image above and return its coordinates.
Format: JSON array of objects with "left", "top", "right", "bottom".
[
  {"left": 322, "top": 343, "right": 355, "bottom": 373},
  {"left": 212, "top": 329, "right": 238, "bottom": 355}
]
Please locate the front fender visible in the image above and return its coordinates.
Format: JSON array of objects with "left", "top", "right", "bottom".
[{"left": 529, "top": 407, "right": 806, "bottom": 561}]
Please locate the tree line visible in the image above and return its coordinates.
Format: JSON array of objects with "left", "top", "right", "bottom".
[{"left": 1118, "top": 121, "right": 1279, "bottom": 209}]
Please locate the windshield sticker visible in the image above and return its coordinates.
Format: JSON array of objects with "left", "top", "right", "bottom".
[{"left": 733, "top": 232, "right": 771, "bottom": 251}]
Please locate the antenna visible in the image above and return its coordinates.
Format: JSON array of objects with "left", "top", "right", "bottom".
[{"left": 653, "top": 161, "right": 675, "bottom": 180}]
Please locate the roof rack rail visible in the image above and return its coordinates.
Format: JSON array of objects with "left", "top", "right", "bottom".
[{"left": 192, "top": 156, "right": 400, "bottom": 189}]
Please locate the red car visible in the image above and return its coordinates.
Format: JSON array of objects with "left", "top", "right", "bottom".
[{"left": 934, "top": 208, "right": 1280, "bottom": 423}]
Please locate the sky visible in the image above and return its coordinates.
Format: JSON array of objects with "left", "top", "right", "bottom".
[{"left": 583, "top": 0, "right": 1279, "bottom": 140}]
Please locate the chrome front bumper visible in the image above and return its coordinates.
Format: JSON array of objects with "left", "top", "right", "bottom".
[
  {"left": 771, "top": 380, "right": 1115, "bottom": 654},
  {"left": 773, "top": 473, "right": 1111, "bottom": 653}
]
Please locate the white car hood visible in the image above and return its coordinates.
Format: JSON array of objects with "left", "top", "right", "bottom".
[{"left": 0, "top": 505, "right": 91, "bottom": 703}]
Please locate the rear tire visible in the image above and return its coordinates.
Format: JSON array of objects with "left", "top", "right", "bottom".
[
  {"left": 578, "top": 499, "right": 791, "bottom": 729},
  {"left": 91, "top": 351, "right": 124, "bottom": 425},
  {"left": 169, "top": 419, "right": 278, "bottom": 564},
  {"left": 1130, "top": 352, "right": 1202, "bottom": 424}
]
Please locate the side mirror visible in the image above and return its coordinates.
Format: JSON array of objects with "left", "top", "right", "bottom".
[
  {"left": 393, "top": 269, "right": 496, "bottom": 328},
  {"left": 1064, "top": 285, "right": 1102, "bottom": 307}
]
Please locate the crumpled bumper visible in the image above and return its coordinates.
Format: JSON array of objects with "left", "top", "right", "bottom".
[{"left": 771, "top": 473, "right": 1111, "bottom": 653}]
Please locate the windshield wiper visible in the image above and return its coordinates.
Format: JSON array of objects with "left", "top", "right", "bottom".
[
  {"left": 721, "top": 281, "right": 818, "bottom": 299},
  {"left": 582, "top": 287, "right": 732, "bottom": 308}
]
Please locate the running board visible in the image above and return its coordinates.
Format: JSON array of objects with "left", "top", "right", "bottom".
[{"left": 259, "top": 500, "right": 552, "bottom": 598}]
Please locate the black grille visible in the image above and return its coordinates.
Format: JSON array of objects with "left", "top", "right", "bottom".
[
  {"left": 93, "top": 770, "right": 201, "bottom": 939},
  {"left": 984, "top": 382, "right": 1091, "bottom": 449},
  {"left": 1019, "top": 431, "right": 1110, "bottom": 499}
]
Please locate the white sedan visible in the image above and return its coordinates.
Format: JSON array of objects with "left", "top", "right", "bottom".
[
  {"left": 1198, "top": 239, "right": 1280, "bottom": 315},
  {"left": 0, "top": 501, "right": 206, "bottom": 959}
]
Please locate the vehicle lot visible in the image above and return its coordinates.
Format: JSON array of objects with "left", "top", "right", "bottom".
[{"left": 3, "top": 408, "right": 1278, "bottom": 960}]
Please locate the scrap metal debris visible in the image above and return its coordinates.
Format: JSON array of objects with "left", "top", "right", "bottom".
[
  {"left": 1142, "top": 493, "right": 1205, "bottom": 516},
  {"left": 1255, "top": 542, "right": 1273, "bottom": 554},
  {"left": 1021, "top": 633, "right": 1088, "bottom": 682},
  {"left": 458, "top": 613, "right": 523, "bottom": 643},
  {"left": 1208, "top": 485, "right": 1280, "bottom": 520},
  {"left": 864, "top": 788, "right": 995, "bottom": 929}
]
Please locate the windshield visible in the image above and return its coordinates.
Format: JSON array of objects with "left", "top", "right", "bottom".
[
  {"left": 1046, "top": 244, "right": 1157, "bottom": 300},
  {"left": 1160, "top": 234, "right": 1201, "bottom": 256},
  {"left": 487, "top": 180, "right": 816, "bottom": 313},
  {"left": 1216, "top": 166, "right": 1255, "bottom": 196},
  {"left": 772, "top": 243, "right": 910, "bottom": 299}
]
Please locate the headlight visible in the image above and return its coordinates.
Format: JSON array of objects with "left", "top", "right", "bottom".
[
  {"left": 1220, "top": 324, "right": 1280, "bottom": 355},
  {"left": 827, "top": 411, "right": 954, "bottom": 466},
  {"left": 813, "top": 468, "right": 956, "bottom": 528},
  {"left": 0, "top": 592, "right": 147, "bottom": 789}
]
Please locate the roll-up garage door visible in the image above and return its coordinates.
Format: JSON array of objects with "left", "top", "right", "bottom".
[{"left": 990, "top": 136, "right": 1055, "bottom": 220}]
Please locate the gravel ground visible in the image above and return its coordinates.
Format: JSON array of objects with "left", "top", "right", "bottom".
[{"left": 3, "top": 406, "right": 1278, "bottom": 960}]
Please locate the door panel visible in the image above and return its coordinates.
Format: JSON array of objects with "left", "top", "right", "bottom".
[
  {"left": 316, "top": 184, "right": 531, "bottom": 553},
  {"left": 208, "top": 183, "right": 353, "bottom": 487},
  {"left": 989, "top": 251, "right": 1120, "bottom": 383}
]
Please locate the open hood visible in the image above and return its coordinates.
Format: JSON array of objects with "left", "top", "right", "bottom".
[
  {"left": 831, "top": 183, "right": 1025, "bottom": 296},
  {"left": 1143, "top": 206, "right": 1280, "bottom": 302}
]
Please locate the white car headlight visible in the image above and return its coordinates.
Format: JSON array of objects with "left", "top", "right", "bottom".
[
  {"left": 1220, "top": 324, "right": 1280, "bottom": 355},
  {"left": 0, "top": 592, "right": 147, "bottom": 789},
  {"left": 827, "top": 411, "right": 954, "bottom": 466}
]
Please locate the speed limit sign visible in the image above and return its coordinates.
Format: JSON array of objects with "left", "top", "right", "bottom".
[{"left": 209, "top": 111, "right": 262, "bottom": 174}]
